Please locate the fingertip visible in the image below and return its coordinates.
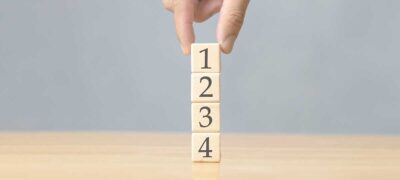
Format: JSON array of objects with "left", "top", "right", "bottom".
[
  {"left": 178, "top": 34, "right": 194, "bottom": 55},
  {"left": 219, "top": 35, "right": 236, "bottom": 54},
  {"left": 181, "top": 44, "right": 191, "bottom": 55}
]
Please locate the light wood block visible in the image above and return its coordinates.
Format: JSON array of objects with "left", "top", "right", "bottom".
[
  {"left": 191, "top": 73, "right": 220, "bottom": 102},
  {"left": 192, "top": 103, "right": 220, "bottom": 132},
  {"left": 192, "top": 133, "right": 220, "bottom": 162},
  {"left": 191, "top": 43, "right": 220, "bottom": 73}
]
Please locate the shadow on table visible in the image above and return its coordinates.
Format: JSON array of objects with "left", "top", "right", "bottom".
[{"left": 192, "top": 163, "right": 220, "bottom": 180}]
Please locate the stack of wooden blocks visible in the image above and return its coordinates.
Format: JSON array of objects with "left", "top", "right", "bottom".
[{"left": 191, "top": 43, "right": 220, "bottom": 163}]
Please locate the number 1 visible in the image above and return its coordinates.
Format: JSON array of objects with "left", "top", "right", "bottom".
[{"left": 199, "top": 48, "right": 210, "bottom": 69}]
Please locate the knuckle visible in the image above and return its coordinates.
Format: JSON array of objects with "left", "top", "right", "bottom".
[{"left": 225, "top": 10, "right": 245, "bottom": 27}]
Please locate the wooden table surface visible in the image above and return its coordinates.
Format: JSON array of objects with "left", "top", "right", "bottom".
[{"left": 0, "top": 132, "right": 399, "bottom": 179}]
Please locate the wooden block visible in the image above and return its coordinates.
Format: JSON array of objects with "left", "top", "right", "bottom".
[
  {"left": 192, "top": 133, "right": 220, "bottom": 162},
  {"left": 191, "top": 43, "right": 220, "bottom": 73},
  {"left": 191, "top": 73, "right": 220, "bottom": 102},
  {"left": 192, "top": 103, "right": 220, "bottom": 132}
]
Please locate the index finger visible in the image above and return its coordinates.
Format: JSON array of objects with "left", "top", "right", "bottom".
[{"left": 174, "top": 0, "right": 196, "bottom": 55}]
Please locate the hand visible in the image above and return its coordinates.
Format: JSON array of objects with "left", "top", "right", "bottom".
[{"left": 163, "top": 0, "right": 250, "bottom": 55}]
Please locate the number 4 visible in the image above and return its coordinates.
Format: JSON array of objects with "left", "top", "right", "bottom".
[
  {"left": 198, "top": 137, "right": 212, "bottom": 158},
  {"left": 192, "top": 133, "right": 220, "bottom": 162}
]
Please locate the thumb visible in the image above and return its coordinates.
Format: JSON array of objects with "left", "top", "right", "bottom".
[{"left": 217, "top": 0, "right": 249, "bottom": 54}]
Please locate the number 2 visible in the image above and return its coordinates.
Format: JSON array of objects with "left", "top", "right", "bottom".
[
  {"left": 198, "top": 137, "right": 212, "bottom": 157},
  {"left": 199, "top": 76, "right": 213, "bottom": 97},
  {"left": 199, "top": 106, "right": 212, "bottom": 127}
]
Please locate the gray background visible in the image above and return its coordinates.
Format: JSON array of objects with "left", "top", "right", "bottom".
[{"left": 1, "top": 0, "right": 399, "bottom": 133}]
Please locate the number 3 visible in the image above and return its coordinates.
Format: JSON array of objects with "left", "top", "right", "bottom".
[{"left": 199, "top": 106, "right": 212, "bottom": 127}]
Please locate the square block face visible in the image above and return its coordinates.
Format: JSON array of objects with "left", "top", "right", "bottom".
[
  {"left": 192, "top": 133, "right": 220, "bottom": 162},
  {"left": 192, "top": 103, "right": 220, "bottom": 132},
  {"left": 191, "top": 43, "right": 220, "bottom": 73},
  {"left": 191, "top": 73, "right": 220, "bottom": 102}
]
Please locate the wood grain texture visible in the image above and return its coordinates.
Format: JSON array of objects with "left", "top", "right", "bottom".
[{"left": 0, "top": 132, "right": 400, "bottom": 180}]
